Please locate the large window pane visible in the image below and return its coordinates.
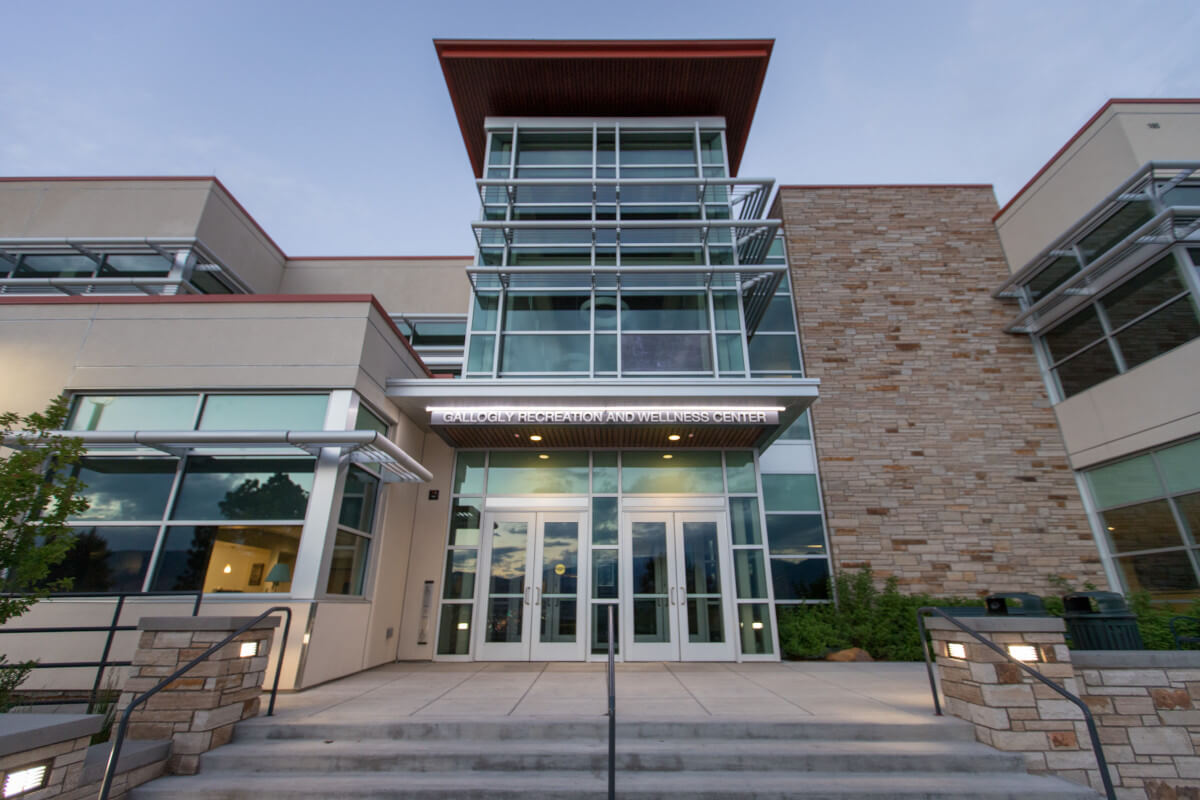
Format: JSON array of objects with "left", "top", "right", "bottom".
[
  {"left": 1114, "top": 298, "right": 1200, "bottom": 370},
  {"left": 622, "top": 333, "right": 711, "bottom": 372},
  {"left": 592, "top": 453, "right": 618, "bottom": 494},
  {"left": 101, "top": 254, "right": 172, "bottom": 276},
  {"left": 449, "top": 500, "right": 482, "bottom": 547},
  {"left": 777, "top": 412, "right": 811, "bottom": 441},
  {"left": 757, "top": 296, "right": 797, "bottom": 332},
  {"left": 725, "top": 452, "right": 756, "bottom": 493},
  {"left": 355, "top": 405, "right": 389, "bottom": 435},
  {"left": 503, "top": 293, "right": 590, "bottom": 331},
  {"left": 621, "top": 294, "right": 708, "bottom": 330},
  {"left": 1027, "top": 256, "right": 1080, "bottom": 301},
  {"left": 737, "top": 603, "right": 773, "bottom": 655},
  {"left": 1054, "top": 341, "right": 1120, "bottom": 397},
  {"left": 1086, "top": 454, "right": 1161, "bottom": 509},
  {"left": 50, "top": 526, "right": 158, "bottom": 592},
  {"left": 338, "top": 466, "right": 379, "bottom": 532},
  {"left": 1077, "top": 201, "right": 1154, "bottom": 262},
  {"left": 454, "top": 453, "right": 485, "bottom": 495},
  {"left": 771, "top": 558, "right": 830, "bottom": 600},
  {"left": 443, "top": 551, "right": 477, "bottom": 599},
  {"left": 592, "top": 550, "right": 618, "bottom": 599},
  {"left": 1116, "top": 550, "right": 1198, "bottom": 596},
  {"left": 69, "top": 458, "right": 176, "bottom": 521},
  {"left": 152, "top": 525, "right": 300, "bottom": 593},
  {"left": 69, "top": 395, "right": 198, "bottom": 431},
  {"left": 1101, "top": 256, "right": 1187, "bottom": 328},
  {"left": 592, "top": 496, "right": 618, "bottom": 546},
  {"left": 1160, "top": 442, "right": 1200, "bottom": 495},
  {"left": 762, "top": 474, "right": 820, "bottom": 511},
  {"left": 501, "top": 335, "right": 589, "bottom": 372},
  {"left": 1176, "top": 493, "right": 1200, "bottom": 540},
  {"left": 516, "top": 132, "right": 591, "bottom": 166},
  {"left": 472, "top": 294, "right": 500, "bottom": 331},
  {"left": 171, "top": 457, "right": 314, "bottom": 521},
  {"left": 729, "top": 497, "right": 762, "bottom": 545},
  {"left": 16, "top": 254, "right": 95, "bottom": 277},
  {"left": 734, "top": 551, "right": 768, "bottom": 599},
  {"left": 1044, "top": 307, "right": 1106, "bottom": 363},
  {"left": 622, "top": 451, "right": 723, "bottom": 494},
  {"left": 767, "top": 514, "right": 826, "bottom": 554},
  {"left": 1102, "top": 500, "right": 1186, "bottom": 553},
  {"left": 748, "top": 335, "right": 801, "bottom": 372},
  {"left": 327, "top": 531, "right": 370, "bottom": 595},
  {"left": 620, "top": 132, "right": 695, "bottom": 165},
  {"left": 466, "top": 335, "right": 495, "bottom": 373},
  {"left": 436, "top": 604, "right": 473, "bottom": 655},
  {"left": 199, "top": 395, "right": 328, "bottom": 431},
  {"left": 716, "top": 334, "right": 744, "bottom": 373},
  {"left": 486, "top": 451, "right": 589, "bottom": 494}
]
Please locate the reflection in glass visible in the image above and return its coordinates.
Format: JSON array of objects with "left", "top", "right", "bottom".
[
  {"left": 504, "top": 293, "right": 590, "bottom": 331},
  {"left": 777, "top": 412, "right": 811, "bottom": 441},
  {"left": 1159, "top": 441, "right": 1200, "bottom": 495},
  {"left": 1055, "top": 342, "right": 1121, "bottom": 398},
  {"left": 171, "top": 457, "right": 314, "bottom": 521},
  {"left": 592, "top": 496, "right": 618, "bottom": 545},
  {"left": 541, "top": 522, "right": 579, "bottom": 595},
  {"left": 622, "top": 451, "right": 723, "bottom": 494},
  {"left": 327, "top": 531, "right": 369, "bottom": 595},
  {"left": 734, "top": 550, "right": 769, "bottom": 599},
  {"left": 1115, "top": 298, "right": 1200, "bottom": 370},
  {"left": 487, "top": 452, "right": 589, "bottom": 494},
  {"left": 436, "top": 604, "right": 472, "bottom": 655},
  {"left": 488, "top": 521, "right": 528, "bottom": 594},
  {"left": 49, "top": 526, "right": 157, "bottom": 592},
  {"left": 716, "top": 334, "right": 744, "bottom": 373},
  {"left": 729, "top": 497, "right": 762, "bottom": 545},
  {"left": 472, "top": 294, "right": 500, "bottom": 331},
  {"left": 682, "top": 522, "right": 721, "bottom": 594},
  {"left": 486, "top": 597, "right": 524, "bottom": 643},
  {"left": 69, "top": 395, "right": 198, "bottom": 431},
  {"left": 686, "top": 598, "right": 724, "bottom": 643},
  {"left": 621, "top": 294, "right": 708, "bottom": 330},
  {"left": 443, "top": 551, "right": 477, "bottom": 599},
  {"left": 1101, "top": 255, "right": 1187, "bottom": 329},
  {"left": 449, "top": 500, "right": 482, "bottom": 546},
  {"left": 1102, "top": 501, "right": 1185, "bottom": 553},
  {"left": 69, "top": 458, "right": 177, "bottom": 521},
  {"left": 622, "top": 334, "right": 711, "bottom": 373},
  {"left": 151, "top": 525, "right": 300, "bottom": 593},
  {"left": 1044, "top": 306, "right": 1105, "bottom": 362},
  {"left": 737, "top": 604, "right": 773, "bottom": 654},
  {"left": 592, "top": 549, "right": 618, "bottom": 599},
  {"left": 632, "top": 522, "right": 668, "bottom": 594},
  {"left": 592, "top": 453, "right": 618, "bottom": 494},
  {"left": 338, "top": 466, "right": 379, "bottom": 532},
  {"left": 199, "top": 394, "right": 327, "bottom": 431},
  {"left": 1116, "top": 550, "right": 1198, "bottom": 596},
  {"left": 501, "top": 334, "right": 590, "bottom": 373},
  {"left": 766, "top": 514, "right": 826, "bottom": 554},
  {"left": 771, "top": 558, "right": 830, "bottom": 600},
  {"left": 748, "top": 335, "right": 801, "bottom": 372},
  {"left": 762, "top": 474, "right": 820, "bottom": 512},
  {"left": 633, "top": 598, "right": 670, "bottom": 642},
  {"left": 466, "top": 335, "right": 495, "bottom": 373},
  {"left": 540, "top": 597, "right": 577, "bottom": 643},
  {"left": 724, "top": 452, "right": 756, "bottom": 493},
  {"left": 453, "top": 453, "right": 486, "bottom": 495},
  {"left": 591, "top": 603, "right": 620, "bottom": 655},
  {"left": 1086, "top": 454, "right": 1161, "bottom": 509}
]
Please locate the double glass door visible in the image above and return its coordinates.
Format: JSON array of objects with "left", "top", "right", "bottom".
[
  {"left": 622, "top": 511, "right": 736, "bottom": 661},
  {"left": 474, "top": 511, "right": 586, "bottom": 661}
]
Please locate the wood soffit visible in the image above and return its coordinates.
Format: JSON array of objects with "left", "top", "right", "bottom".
[{"left": 434, "top": 424, "right": 768, "bottom": 449}]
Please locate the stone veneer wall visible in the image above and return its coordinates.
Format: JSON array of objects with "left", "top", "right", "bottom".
[{"left": 774, "top": 185, "right": 1106, "bottom": 595}]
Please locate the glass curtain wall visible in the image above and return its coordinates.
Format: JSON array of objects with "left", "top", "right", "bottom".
[{"left": 436, "top": 449, "right": 785, "bottom": 659}]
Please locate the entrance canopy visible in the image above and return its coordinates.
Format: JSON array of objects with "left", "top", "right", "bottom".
[{"left": 386, "top": 377, "right": 818, "bottom": 449}]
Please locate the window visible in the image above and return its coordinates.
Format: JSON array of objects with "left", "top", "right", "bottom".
[
  {"left": 1041, "top": 253, "right": 1200, "bottom": 399},
  {"left": 1085, "top": 438, "right": 1200, "bottom": 600},
  {"left": 327, "top": 466, "right": 380, "bottom": 596}
]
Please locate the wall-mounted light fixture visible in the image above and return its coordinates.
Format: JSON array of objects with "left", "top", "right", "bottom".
[
  {"left": 946, "top": 642, "right": 967, "bottom": 660},
  {"left": 1006, "top": 644, "right": 1040, "bottom": 663},
  {"left": 457, "top": 622, "right": 469, "bottom": 631},
  {"left": 3, "top": 762, "right": 50, "bottom": 797},
  {"left": 239, "top": 641, "right": 260, "bottom": 658}
]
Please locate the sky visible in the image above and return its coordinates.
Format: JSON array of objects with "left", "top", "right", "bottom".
[{"left": 2, "top": 0, "right": 1198, "bottom": 257}]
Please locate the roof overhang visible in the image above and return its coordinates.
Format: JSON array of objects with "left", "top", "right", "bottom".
[
  {"left": 386, "top": 377, "right": 818, "bottom": 449},
  {"left": 2, "top": 430, "right": 432, "bottom": 483},
  {"left": 434, "top": 39, "right": 774, "bottom": 177}
]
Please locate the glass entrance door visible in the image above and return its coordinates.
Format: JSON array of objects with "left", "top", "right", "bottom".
[
  {"left": 621, "top": 511, "right": 736, "bottom": 661},
  {"left": 474, "top": 511, "right": 586, "bottom": 661}
]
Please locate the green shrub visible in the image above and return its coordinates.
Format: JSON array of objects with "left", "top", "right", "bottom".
[{"left": 777, "top": 568, "right": 983, "bottom": 661}]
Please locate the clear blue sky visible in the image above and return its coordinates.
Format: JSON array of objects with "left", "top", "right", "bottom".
[{"left": 2, "top": 0, "right": 1197, "bottom": 256}]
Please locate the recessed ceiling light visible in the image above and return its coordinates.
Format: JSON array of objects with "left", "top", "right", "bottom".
[
  {"left": 538, "top": 454, "right": 550, "bottom": 460},
  {"left": 668, "top": 434, "right": 681, "bottom": 441},
  {"left": 1107, "top": 526, "right": 1115, "bottom": 531},
  {"left": 662, "top": 454, "right": 673, "bottom": 460},
  {"left": 529, "top": 434, "right": 543, "bottom": 441}
]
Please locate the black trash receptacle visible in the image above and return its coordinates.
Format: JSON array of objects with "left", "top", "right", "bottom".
[
  {"left": 1062, "top": 591, "right": 1144, "bottom": 650},
  {"left": 985, "top": 592, "right": 1047, "bottom": 616}
]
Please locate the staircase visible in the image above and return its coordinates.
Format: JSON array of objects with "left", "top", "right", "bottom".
[{"left": 130, "top": 716, "right": 1100, "bottom": 799}]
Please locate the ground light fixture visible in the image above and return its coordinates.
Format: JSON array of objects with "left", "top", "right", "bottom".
[
  {"left": 946, "top": 642, "right": 967, "bottom": 659},
  {"left": 3, "top": 763, "right": 50, "bottom": 797},
  {"left": 1006, "top": 644, "right": 1040, "bottom": 662}
]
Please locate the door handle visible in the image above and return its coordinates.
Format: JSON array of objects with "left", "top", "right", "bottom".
[
  {"left": 669, "top": 586, "right": 675, "bottom": 605},
  {"left": 534, "top": 587, "right": 541, "bottom": 605},
  {"left": 524, "top": 587, "right": 532, "bottom": 605}
]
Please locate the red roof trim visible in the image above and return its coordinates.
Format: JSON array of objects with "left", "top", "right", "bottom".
[
  {"left": 0, "top": 293, "right": 434, "bottom": 377},
  {"left": 993, "top": 98, "right": 1200, "bottom": 222},
  {"left": 778, "top": 183, "right": 994, "bottom": 190}
]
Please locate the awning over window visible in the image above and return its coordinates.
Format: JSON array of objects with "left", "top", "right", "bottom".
[{"left": 2, "top": 430, "right": 432, "bottom": 483}]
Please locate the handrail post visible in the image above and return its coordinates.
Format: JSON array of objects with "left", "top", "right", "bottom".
[
  {"left": 917, "top": 606, "right": 1116, "bottom": 800},
  {"left": 916, "top": 608, "right": 942, "bottom": 716},
  {"left": 89, "top": 594, "right": 126, "bottom": 713},
  {"left": 607, "top": 604, "right": 615, "bottom": 800}
]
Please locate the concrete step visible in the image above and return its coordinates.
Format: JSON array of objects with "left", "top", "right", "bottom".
[
  {"left": 200, "top": 737, "right": 1027, "bottom": 774},
  {"left": 234, "top": 717, "right": 978, "bottom": 744},
  {"left": 130, "top": 769, "right": 1101, "bottom": 799}
]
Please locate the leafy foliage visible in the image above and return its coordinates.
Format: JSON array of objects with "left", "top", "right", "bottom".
[
  {"left": 778, "top": 568, "right": 983, "bottom": 661},
  {"left": 0, "top": 656, "right": 34, "bottom": 712},
  {"left": 218, "top": 472, "right": 309, "bottom": 520},
  {"left": 0, "top": 396, "right": 89, "bottom": 623}
]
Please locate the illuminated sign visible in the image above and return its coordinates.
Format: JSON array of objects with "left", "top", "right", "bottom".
[{"left": 428, "top": 406, "right": 781, "bottom": 426}]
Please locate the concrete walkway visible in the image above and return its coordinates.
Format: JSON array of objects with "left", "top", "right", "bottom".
[{"left": 263, "top": 661, "right": 947, "bottom": 726}]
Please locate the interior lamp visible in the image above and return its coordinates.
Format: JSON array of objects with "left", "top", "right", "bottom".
[{"left": 265, "top": 563, "right": 291, "bottom": 591}]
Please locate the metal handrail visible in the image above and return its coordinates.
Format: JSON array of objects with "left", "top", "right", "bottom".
[
  {"left": 1169, "top": 615, "right": 1200, "bottom": 649},
  {"left": 97, "top": 606, "right": 292, "bottom": 800},
  {"left": 606, "top": 604, "right": 615, "bottom": 800},
  {"left": 916, "top": 607, "right": 1115, "bottom": 800},
  {"left": 0, "top": 590, "right": 202, "bottom": 711}
]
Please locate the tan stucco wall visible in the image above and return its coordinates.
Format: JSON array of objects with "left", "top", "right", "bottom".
[
  {"left": 279, "top": 258, "right": 473, "bottom": 315},
  {"left": 995, "top": 102, "right": 1200, "bottom": 273},
  {"left": 0, "top": 179, "right": 211, "bottom": 239},
  {"left": 194, "top": 184, "right": 287, "bottom": 293},
  {"left": 1054, "top": 338, "right": 1200, "bottom": 470},
  {"left": 396, "top": 433, "right": 454, "bottom": 661}
]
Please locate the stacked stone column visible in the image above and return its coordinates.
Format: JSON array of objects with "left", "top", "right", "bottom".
[{"left": 119, "top": 616, "right": 278, "bottom": 774}]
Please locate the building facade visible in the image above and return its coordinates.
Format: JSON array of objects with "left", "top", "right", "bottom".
[{"left": 0, "top": 42, "right": 1197, "bottom": 690}]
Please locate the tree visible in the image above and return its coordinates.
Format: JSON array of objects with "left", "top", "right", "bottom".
[{"left": 0, "top": 395, "right": 89, "bottom": 621}]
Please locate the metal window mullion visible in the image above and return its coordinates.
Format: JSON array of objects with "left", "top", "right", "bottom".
[
  {"left": 735, "top": 280, "right": 752, "bottom": 378},
  {"left": 1092, "top": 298, "right": 1127, "bottom": 373},
  {"left": 138, "top": 454, "right": 189, "bottom": 592},
  {"left": 1173, "top": 244, "right": 1200, "bottom": 322}
]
